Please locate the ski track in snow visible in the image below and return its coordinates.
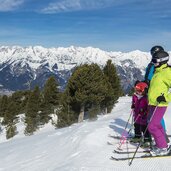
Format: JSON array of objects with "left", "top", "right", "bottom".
[{"left": 0, "top": 96, "right": 171, "bottom": 170}]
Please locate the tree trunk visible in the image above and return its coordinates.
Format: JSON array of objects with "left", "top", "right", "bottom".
[
  {"left": 104, "top": 107, "right": 107, "bottom": 114},
  {"left": 78, "top": 105, "right": 84, "bottom": 123}
]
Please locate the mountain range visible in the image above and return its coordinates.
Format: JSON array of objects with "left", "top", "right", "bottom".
[{"left": 0, "top": 46, "right": 163, "bottom": 94}]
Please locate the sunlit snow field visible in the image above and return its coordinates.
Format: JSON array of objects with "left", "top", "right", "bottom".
[{"left": 0, "top": 96, "right": 171, "bottom": 171}]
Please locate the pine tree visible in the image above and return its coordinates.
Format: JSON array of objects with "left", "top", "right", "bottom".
[
  {"left": 12, "top": 90, "right": 31, "bottom": 113},
  {"left": 100, "top": 76, "right": 115, "bottom": 114},
  {"left": 3, "top": 100, "right": 18, "bottom": 125},
  {"left": 67, "top": 63, "right": 112, "bottom": 122},
  {"left": 24, "top": 117, "right": 37, "bottom": 136},
  {"left": 0, "top": 95, "right": 8, "bottom": 118},
  {"left": 3, "top": 100, "right": 18, "bottom": 138},
  {"left": 42, "top": 76, "right": 59, "bottom": 107},
  {"left": 88, "top": 104, "right": 101, "bottom": 120},
  {"left": 56, "top": 91, "right": 77, "bottom": 128},
  {"left": 6, "top": 122, "right": 17, "bottom": 139},
  {"left": 103, "top": 60, "right": 123, "bottom": 112},
  {"left": 25, "top": 86, "right": 41, "bottom": 135},
  {"left": 25, "top": 86, "right": 41, "bottom": 118},
  {"left": 40, "top": 76, "right": 60, "bottom": 124}
]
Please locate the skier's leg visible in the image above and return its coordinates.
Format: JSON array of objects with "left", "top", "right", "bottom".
[{"left": 148, "top": 106, "right": 167, "bottom": 148}]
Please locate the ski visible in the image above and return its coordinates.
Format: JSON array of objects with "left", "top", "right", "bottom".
[
  {"left": 107, "top": 141, "right": 134, "bottom": 147},
  {"left": 108, "top": 134, "right": 133, "bottom": 140},
  {"left": 107, "top": 141, "right": 117, "bottom": 146},
  {"left": 109, "top": 134, "right": 171, "bottom": 139},
  {"left": 107, "top": 140, "right": 139, "bottom": 147},
  {"left": 107, "top": 141, "right": 142, "bottom": 151},
  {"left": 113, "top": 149, "right": 150, "bottom": 154},
  {"left": 110, "top": 152, "right": 171, "bottom": 161}
]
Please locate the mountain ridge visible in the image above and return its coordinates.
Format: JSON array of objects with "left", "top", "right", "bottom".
[{"left": 0, "top": 45, "right": 167, "bottom": 94}]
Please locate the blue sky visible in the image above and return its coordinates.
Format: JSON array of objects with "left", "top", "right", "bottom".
[{"left": 0, "top": 0, "right": 171, "bottom": 52}]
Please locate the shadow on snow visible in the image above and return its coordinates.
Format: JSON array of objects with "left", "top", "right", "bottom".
[{"left": 109, "top": 118, "right": 133, "bottom": 136}]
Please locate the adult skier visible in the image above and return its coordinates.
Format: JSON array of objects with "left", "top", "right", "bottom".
[
  {"left": 145, "top": 45, "right": 169, "bottom": 143},
  {"left": 148, "top": 50, "right": 171, "bottom": 156}
]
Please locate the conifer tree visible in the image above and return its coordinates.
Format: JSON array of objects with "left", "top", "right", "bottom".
[
  {"left": 12, "top": 90, "right": 31, "bottom": 113},
  {"left": 3, "top": 100, "right": 18, "bottom": 125},
  {"left": 3, "top": 100, "right": 18, "bottom": 138},
  {"left": 56, "top": 91, "right": 77, "bottom": 128},
  {"left": 100, "top": 76, "right": 115, "bottom": 114},
  {"left": 25, "top": 86, "right": 41, "bottom": 135},
  {"left": 40, "top": 76, "right": 60, "bottom": 124},
  {"left": 0, "top": 95, "right": 8, "bottom": 118},
  {"left": 42, "top": 76, "right": 59, "bottom": 107},
  {"left": 10, "top": 91, "right": 26, "bottom": 115},
  {"left": 24, "top": 117, "right": 37, "bottom": 136},
  {"left": 67, "top": 63, "right": 112, "bottom": 122},
  {"left": 103, "top": 60, "right": 123, "bottom": 112},
  {"left": 25, "top": 86, "right": 40, "bottom": 118},
  {"left": 88, "top": 105, "right": 101, "bottom": 120},
  {"left": 6, "top": 122, "right": 17, "bottom": 139}
]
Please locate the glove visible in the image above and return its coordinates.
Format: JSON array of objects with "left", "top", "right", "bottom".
[
  {"left": 139, "top": 108, "right": 147, "bottom": 116},
  {"left": 139, "top": 108, "right": 144, "bottom": 113},
  {"left": 141, "top": 115, "right": 147, "bottom": 120},
  {"left": 156, "top": 94, "right": 166, "bottom": 103},
  {"left": 131, "top": 104, "right": 135, "bottom": 109}
]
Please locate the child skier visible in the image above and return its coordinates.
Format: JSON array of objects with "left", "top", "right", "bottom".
[{"left": 130, "top": 81, "right": 151, "bottom": 146}]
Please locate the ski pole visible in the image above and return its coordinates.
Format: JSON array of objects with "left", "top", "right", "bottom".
[
  {"left": 124, "top": 109, "right": 133, "bottom": 130},
  {"left": 118, "top": 113, "right": 140, "bottom": 150},
  {"left": 128, "top": 105, "right": 158, "bottom": 166},
  {"left": 117, "top": 110, "right": 133, "bottom": 148}
]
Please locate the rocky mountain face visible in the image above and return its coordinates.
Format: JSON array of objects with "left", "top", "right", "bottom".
[{"left": 0, "top": 46, "right": 153, "bottom": 94}]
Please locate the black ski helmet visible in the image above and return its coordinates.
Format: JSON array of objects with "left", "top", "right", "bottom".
[
  {"left": 150, "top": 46, "right": 164, "bottom": 56},
  {"left": 152, "top": 51, "right": 169, "bottom": 64}
]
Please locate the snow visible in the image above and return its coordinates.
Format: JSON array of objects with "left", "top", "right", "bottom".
[
  {"left": 0, "top": 96, "right": 171, "bottom": 171},
  {"left": 0, "top": 46, "right": 152, "bottom": 72},
  {"left": 1, "top": 46, "right": 171, "bottom": 90}
]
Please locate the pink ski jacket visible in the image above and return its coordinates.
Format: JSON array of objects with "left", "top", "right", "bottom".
[{"left": 132, "top": 94, "right": 148, "bottom": 125}]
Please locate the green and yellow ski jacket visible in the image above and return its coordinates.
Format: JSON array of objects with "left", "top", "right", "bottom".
[{"left": 148, "top": 64, "right": 171, "bottom": 106}]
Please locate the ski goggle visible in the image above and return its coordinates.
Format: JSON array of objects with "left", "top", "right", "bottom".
[
  {"left": 151, "top": 56, "right": 169, "bottom": 64},
  {"left": 135, "top": 88, "right": 143, "bottom": 93}
]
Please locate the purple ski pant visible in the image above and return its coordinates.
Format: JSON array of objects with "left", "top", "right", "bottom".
[{"left": 148, "top": 105, "right": 167, "bottom": 148}]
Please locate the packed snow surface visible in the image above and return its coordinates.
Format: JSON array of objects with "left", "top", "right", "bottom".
[{"left": 0, "top": 96, "right": 171, "bottom": 171}]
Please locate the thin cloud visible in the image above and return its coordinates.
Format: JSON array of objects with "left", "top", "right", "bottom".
[
  {"left": 41, "top": 0, "right": 118, "bottom": 14},
  {"left": 0, "top": 0, "right": 24, "bottom": 11},
  {"left": 41, "top": 0, "right": 81, "bottom": 14},
  {"left": 40, "top": 0, "right": 163, "bottom": 14}
]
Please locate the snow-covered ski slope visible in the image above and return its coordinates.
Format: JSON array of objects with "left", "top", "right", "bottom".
[{"left": 0, "top": 96, "right": 171, "bottom": 171}]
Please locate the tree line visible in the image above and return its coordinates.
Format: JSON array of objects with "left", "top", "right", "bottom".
[{"left": 0, "top": 60, "right": 123, "bottom": 139}]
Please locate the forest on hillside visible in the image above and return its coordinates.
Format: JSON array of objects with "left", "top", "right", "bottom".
[{"left": 0, "top": 60, "right": 123, "bottom": 139}]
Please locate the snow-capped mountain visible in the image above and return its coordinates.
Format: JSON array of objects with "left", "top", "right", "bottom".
[{"left": 0, "top": 46, "right": 161, "bottom": 93}]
